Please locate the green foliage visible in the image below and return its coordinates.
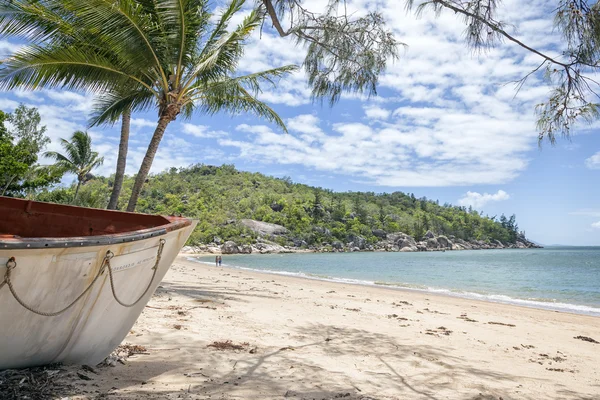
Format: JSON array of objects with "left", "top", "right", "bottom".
[
  {"left": 0, "top": 105, "right": 58, "bottom": 197},
  {"left": 38, "top": 164, "right": 524, "bottom": 247},
  {"left": 44, "top": 130, "right": 104, "bottom": 203}
]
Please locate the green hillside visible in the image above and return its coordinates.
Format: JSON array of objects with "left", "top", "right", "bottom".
[{"left": 37, "top": 164, "right": 525, "bottom": 248}]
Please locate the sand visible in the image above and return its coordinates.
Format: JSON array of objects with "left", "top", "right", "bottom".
[{"left": 68, "top": 255, "right": 600, "bottom": 400}]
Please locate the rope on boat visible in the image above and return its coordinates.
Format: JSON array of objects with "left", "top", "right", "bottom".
[
  {"left": 0, "top": 239, "right": 166, "bottom": 316},
  {"left": 105, "top": 239, "right": 165, "bottom": 308}
]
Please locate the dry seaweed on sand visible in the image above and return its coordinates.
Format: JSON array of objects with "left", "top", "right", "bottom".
[
  {"left": 457, "top": 313, "right": 478, "bottom": 322},
  {"left": 574, "top": 335, "right": 599, "bottom": 344},
  {"left": 0, "top": 364, "right": 73, "bottom": 400},
  {"left": 488, "top": 321, "right": 516, "bottom": 327},
  {"left": 207, "top": 340, "right": 250, "bottom": 351}
]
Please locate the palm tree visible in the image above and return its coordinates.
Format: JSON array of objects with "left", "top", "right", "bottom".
[
  {"left": 44, "top": 131, "right": 104, "bottom": 204},
  {"left": 107, "top": 108, "right": 131, "bottom": 210},
  {"left": 0, "top": 0, "right": 296, "bottom": 211}
]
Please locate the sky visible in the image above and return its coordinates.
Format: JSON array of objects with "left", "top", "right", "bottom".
[{"left": 0, "top": 0, "right": 599, "bottom": 246}]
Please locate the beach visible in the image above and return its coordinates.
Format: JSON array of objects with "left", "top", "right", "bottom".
[{"left": 68, "top": 254, "right": 600, "bottom": 400}]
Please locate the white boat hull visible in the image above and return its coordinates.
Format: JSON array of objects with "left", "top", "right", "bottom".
[{"left": 0, "top": 221, "right": 196, "bottom": 369}]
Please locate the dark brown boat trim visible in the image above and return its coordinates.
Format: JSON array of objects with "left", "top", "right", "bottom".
[{"left": 0, "top": 197, "right": 193, "bottom": 249}]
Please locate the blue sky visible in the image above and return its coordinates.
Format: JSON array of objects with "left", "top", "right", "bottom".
[{"left": 1, "top": 0, "right": 599, "bottom": 245}]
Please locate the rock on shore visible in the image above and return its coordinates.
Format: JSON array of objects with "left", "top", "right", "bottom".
[{"left": 189, "top": 220, "right": 541, "bottom": 255}]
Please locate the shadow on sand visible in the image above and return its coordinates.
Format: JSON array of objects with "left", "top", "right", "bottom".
[{"left": 46, "top": 321, "right": 597, "bottom": 400}]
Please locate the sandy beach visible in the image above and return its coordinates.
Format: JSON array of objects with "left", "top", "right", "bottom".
[{"left": 66, "top": 254, "right": 600, "bottom": 400}]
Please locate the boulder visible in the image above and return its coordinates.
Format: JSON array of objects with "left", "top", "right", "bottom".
[
  {"left": 332, "top": 241, "right": 344, "bottom": 250},
  {"left": 206, "top": 245, "right": 221, "bottom": 254},
  {"left": 252, "top": 242, "right": 288, "bottom": 254},
  {"left": 372, "top": 229, "right": 387, "bottom": 239},
  {"left": 400, "top": 246, "right": 417, "bottom": 252},
  {"left": 351, "top": 247, "right": 361, "bottom": 252},
  {"left": 180, "top": 246, "right": 195, "bottom": 253},
  {"left": 437, "top": 235, "right": 452, "bottom": 248},
  {"left": 348, "top": 234, "right": 367, "bottom": 250},
  {"left": 426, "top": 238, "right": 439, "bottom": 249},
  {"left": 270, "top": 202, "right": 284, "bottom": 212},
  {"left": 239, "top": 219, "right": 288, "bottom": 236},
  {"left": 386, "top": 233, "right": 403, "bottom": 243},
  {"left": 221, "top": 241, "right": 239, "bottom": 254},
  {"left": 397, "top": 237, "right": 417, "bottom": 249},
  {"left": 239, "top": 245, "right": 252, "bottom": 254},
  {"left": 293, "top": 239, "right": 308, "bottom": 248},
  {"left": 424, "top": 230, "right": 435, "bottom": 239},
  {"left": 313, "top": 226, "right": 332, "bottom": 236}
]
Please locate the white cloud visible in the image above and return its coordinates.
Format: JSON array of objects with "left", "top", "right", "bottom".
[
  {"left": 569, "top": 209, "right": 600, "bottom": 217},
  {"left": 43, "top": 90, "right": 95, "bottom": 114},
  {"left": 0, "top": 39, "right": 23, "bottom": 56},
  {"left": 585, "top": 151, "right": 600, "bottom": 169},
  {"left": 458, "top": 190, "right": 510, "bottom": 209},
  {"left": 364, "top": 106, "right": 391, "bottom": 120},
  {"left": 131, "top": 118, "right": 156, "bottom": 128},
  {"left": 214, "top": 0, "right": 566, "bottom": 186},
  {"left": 221, "top": 104, "right": 533, "bottom": 186},
  {"left": 0, "top": 0, "right": 582, "bottom": 190},
  {"left": 592, "top": 221, "right": 600, "bottom": 229},
  {"left": 181, "top": 123, "right": 227, "bottom": 138}
]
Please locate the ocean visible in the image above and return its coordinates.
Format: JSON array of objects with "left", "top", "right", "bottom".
[{"left": 192, "top": 247, "right": 600, "bottom": 316}]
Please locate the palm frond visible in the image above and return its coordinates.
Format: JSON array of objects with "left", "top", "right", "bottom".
[
  {"left": 0, "top": 44, "right": 152, "bottom": 93},
  {"left": 198, "top": 0, "right": 246, "bottom": 59},
  {"left": 89, "top": 89, "right": 155, "bottom": 126},
  {"left": 0, "top": 0, "right": 77, "bottom": 43},
  {"left": 184, "top": 5, "right": 263, "bottom": 91},
  {"left": 196, "top": 80, "right": 288, "bottom": 132}
]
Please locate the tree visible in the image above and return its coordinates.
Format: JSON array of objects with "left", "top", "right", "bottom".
[
  {"left": 311, "top": 189, "right": 324, "bottom": 220},
  {"left": 407, "top": 0, "right": 600, "bottom": 142},
  {"left": 0, "top": 111, "right": 29, "bottom": 195},
  {"left": 0, "top": 0, "right": 296, "bottom": 212},
  {"left": 0, "top": 105, "right": 56, "bottom": 196},
  {"left": 107, "top": 108, "right": 131, "bottom": 210},
  {"left": 44, "top": 131, "right": 104, "bottom": 203},
  {"left": 259, "top": 0, "right": 401, "bottom": 104}
]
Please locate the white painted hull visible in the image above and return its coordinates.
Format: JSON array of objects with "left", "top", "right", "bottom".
[{"left": 0, "top": 221, "right": 196, "bottom": 370}]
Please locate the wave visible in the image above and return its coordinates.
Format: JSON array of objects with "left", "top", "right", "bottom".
[{"left": 186, "top": 257, "right": 600, "bottom": 317}]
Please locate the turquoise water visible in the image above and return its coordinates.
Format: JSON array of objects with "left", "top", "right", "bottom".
[{"left": 193, "top": 247, "right": 600, "bottom": 316}]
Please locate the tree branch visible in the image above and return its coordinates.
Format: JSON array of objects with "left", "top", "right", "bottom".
[{"left": 431, "top": 0, "right": 569, "bottom": 68}]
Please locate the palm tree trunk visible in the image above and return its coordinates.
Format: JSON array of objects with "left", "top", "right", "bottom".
[
  {"left": 107, "top": 108, "right": 131, "bottom": 210},
  {"left": 73, "top": 180, "right": 82, "bottom": 204},
  {"left": 126, "top": 115, "right": 171, "bottom": 212},
  {"left": 1, "top": 175, "right": 15, "bottom": 196}
]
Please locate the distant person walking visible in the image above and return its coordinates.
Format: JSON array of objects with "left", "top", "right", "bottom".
[
  {"left": 215, "top": 256, "right": 219, "bottom": 267},
  {"left": 218, "top": 256, "right": 222, "bottom": 267}
]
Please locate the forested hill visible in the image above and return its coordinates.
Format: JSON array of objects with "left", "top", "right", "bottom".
[{"left": 40, "top": 164, "right": 537, "bottom": 250}]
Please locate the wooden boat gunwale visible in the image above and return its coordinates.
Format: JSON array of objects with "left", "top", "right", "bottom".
[{"left": 0, "top": 196, "right": 192, "bottom": 249}]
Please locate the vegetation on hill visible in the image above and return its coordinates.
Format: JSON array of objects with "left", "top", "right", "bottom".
[{"left": 37, "top": 164, "right": 524, "bottom": 247}]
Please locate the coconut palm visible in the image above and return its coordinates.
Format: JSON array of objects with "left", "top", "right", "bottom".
[
  {"left": 107, "top": 108, "right": 130, "bottom": 210},
  {"left": 44, "top": 131, "right": 104, "bottom": 203},
  {"left": 0, "top": 0, "right": 296, "bottom": 211},
  {"left": 0, "top": 1, "right": 134, "bottom": 209}
]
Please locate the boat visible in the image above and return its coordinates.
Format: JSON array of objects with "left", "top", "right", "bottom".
[{"left": 0, "top": 196, "right": 197, "bottom": 370}]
